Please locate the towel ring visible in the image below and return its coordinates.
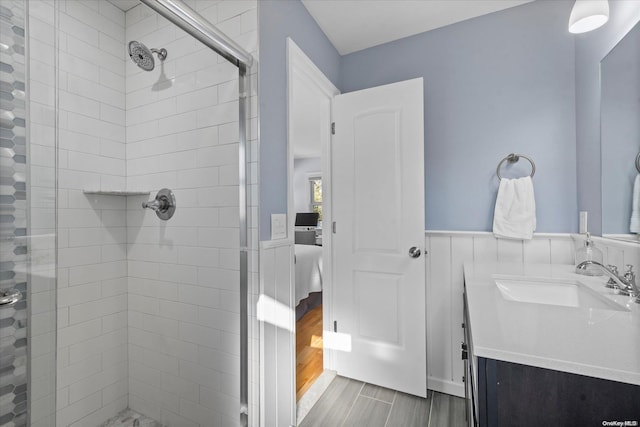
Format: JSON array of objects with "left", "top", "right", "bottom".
[
  {"left": 636, "top": 152, "right": 640, "bottom": 173},
  {"left": 496, "top": 153, "right": 536, "bottom": 180}
]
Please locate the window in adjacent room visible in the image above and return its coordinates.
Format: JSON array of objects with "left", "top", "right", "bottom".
[{"left": 309, "top": 176, "right": 322, "bottom": 221}]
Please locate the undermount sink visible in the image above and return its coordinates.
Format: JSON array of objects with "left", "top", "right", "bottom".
[{"left": 494, "top": 277, "right": 629, "bottom": 312}]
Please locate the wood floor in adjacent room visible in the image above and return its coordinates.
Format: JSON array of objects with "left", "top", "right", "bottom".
[
  {"left": 296, "top": 304, "right": 324, "bottom": 400},
  {"left": 299, "top": 376, "right": 466, "bottom": 427}
]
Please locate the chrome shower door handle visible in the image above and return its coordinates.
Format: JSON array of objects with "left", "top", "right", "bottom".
[
  {"left": 0, "top": 289, "right": 22, "bottom": 307},
  {"left": 408, "top": 246, "right": 422, "bottom": 258}
]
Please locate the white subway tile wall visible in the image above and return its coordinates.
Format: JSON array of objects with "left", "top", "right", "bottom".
[
  {"left": 27, "top": 1, "right": 58, "bottom": 426},
  {"left": 40, "top": 0, "right": 259, "bottom": 425},
  {"left": 54, "top": 1, "right": 129, "bottom": 426},
  {"left": 124, "top": 1, "right": 258, "bottom": 426}
]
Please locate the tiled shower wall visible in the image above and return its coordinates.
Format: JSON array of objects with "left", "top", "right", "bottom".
[
  {"left": 28, "top": 1, "right": 58, "bottom": 426},
  {"left": 1, "top": 1, "right": 28, "bottom": 425},
  {"left": 54, "top": 1, "right": 129, "bottom": 425},
  {"left": 19, "top": 0, "right": 258, "bottom": 424},
  {"left": 124, "top": 1, "right": 258, "bottom": 426},
  {"left": 2, "top": 1, "right": 57, "bottom": 426}
]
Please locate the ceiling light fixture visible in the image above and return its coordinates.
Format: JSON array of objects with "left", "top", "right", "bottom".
[{"left": 568, "top": 0, "right": 609, "bottom": 34}]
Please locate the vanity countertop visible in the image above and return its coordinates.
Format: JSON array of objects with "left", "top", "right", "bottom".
[{"left": 464, "top": 262, "right": 640, "bottom": 386}]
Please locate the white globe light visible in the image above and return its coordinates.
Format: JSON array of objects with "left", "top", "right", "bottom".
[{"left": 569, "top": 0, "right": 609, "bottom": 34}]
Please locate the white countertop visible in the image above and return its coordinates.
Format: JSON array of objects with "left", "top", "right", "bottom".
[{"left": 464, "top": 262, "right": 640, "bottom": 386}]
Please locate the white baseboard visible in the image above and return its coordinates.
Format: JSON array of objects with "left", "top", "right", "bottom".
[{"left": 428, "top": 377, "right": 465, "bottom": 398}]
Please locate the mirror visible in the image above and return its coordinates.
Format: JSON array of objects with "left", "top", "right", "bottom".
[{"left": 600, "top": 21, "right": 640, "bottom": 243}]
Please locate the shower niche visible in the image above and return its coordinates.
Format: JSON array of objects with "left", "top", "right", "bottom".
[{"left": 83, "top": 190, "right": 151, "bottom": 195}]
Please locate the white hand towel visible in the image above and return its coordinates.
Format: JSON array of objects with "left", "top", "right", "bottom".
[
  {"left": 630, "top": 174, "right": 640, "bottom": 234},
  {"left": 493, "top": 176, "right": 536, "bottom": 240}
]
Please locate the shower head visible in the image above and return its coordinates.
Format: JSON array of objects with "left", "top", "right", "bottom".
[{"left": 128, "top": 41, "right": 167, "bottom": 71}]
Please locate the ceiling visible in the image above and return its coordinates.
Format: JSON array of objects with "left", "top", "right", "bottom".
[
  {"left": 111, "top": 1, "right": 534, "bottom": 55},
  {"left": 301, "top": 0, "right": 534, "bottom": 55},
  {"left": 108, "top": 0, "right": 140, "bottom": 12}
]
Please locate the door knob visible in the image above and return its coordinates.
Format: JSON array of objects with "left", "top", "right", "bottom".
[{"left": 408, "top": 246, "right": 421, "bottom": 258}]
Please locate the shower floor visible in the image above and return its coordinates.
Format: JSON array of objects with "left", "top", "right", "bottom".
[{"left": 102, "top": 409, "right": 163, "bottom": 427}]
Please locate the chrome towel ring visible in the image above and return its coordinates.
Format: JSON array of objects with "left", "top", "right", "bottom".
[
  {"left": 636, "top": 152, "right": 640, "bottom": 173},
  {"left": 496, "top": 153, "right": 536, "bottom": 180}
]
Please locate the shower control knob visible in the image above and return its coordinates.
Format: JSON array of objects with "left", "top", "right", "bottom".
[{"left": 142, "top": 188, "right": 176, "bottom": 220}]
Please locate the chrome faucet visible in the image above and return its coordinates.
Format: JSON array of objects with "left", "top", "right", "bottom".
[{"left": 576, "top": 261, "right": 639, "bottom": 303}]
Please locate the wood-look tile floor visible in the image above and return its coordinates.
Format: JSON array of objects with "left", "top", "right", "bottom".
[{"left": 299, "top": 376, "right": 466, "bottom": 427}]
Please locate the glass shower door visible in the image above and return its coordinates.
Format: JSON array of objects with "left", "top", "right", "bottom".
[{"left": 1, "top": 0, "right": 57, "bottom": 426}]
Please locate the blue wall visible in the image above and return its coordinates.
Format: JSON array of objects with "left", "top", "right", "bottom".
[
  {"left": 341, "top": 0, "right": 577, "bottom": 232},
  {"left": 258, "top": 0, "right": 640, "bottom": 240},
  {"left": 258, "top": 1, "right": 341, "bottom": 240},
  {"left": 574, "top": 1, "right": 640, "bottom": 236}
]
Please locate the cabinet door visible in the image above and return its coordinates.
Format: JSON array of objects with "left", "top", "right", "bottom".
[{"left": 477, "top": 357, "right": 640, "bottom": 426}]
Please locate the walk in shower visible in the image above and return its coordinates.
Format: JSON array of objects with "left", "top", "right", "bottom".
[{"left": 0, "top": 0, "right": 257, "bottom": 425}]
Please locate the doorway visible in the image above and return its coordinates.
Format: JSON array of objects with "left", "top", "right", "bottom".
[
  {"left": 287, "top": 38, "right": 340, "bottom": 421},
  {"left": 287, "top": 38, "right": 429, "bottom": 425}
]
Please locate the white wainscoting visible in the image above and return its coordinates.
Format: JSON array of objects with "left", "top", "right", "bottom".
[
  {"left": 589, "top": 235, "right": 640, "bottom": 276},
  {"left": 259, "top": 239, "right": 295, "bottom": 427},
  {"left": 424, "top": 230, "right": 639, "bottom": 398},
  {"left": 424, "top": 231, "right": 574, "bottom": 397},
  {"left": 257, "top": 232, "right": 638, "bottom": 413}
]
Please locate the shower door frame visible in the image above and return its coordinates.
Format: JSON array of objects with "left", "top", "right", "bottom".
[{"left": 136, "top": 1, "right": 254, "bottom": 426}]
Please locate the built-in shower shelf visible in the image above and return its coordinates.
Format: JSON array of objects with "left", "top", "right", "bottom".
[{"left": 83, "top": 189, "right": 150, "bottom": 196}]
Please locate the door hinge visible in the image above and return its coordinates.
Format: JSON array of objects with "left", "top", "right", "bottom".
[
  {"left": 461, "top": 341, "right": 468, "bottom": 360},
  {"left": 333, "top": 320, "right": 337, "bottom": 332},
  {"left": 332, "top": 221, "right": 337, "bottom": 234},
  {"left": 331, "top": 122, "right": 335, "bottom": 135}
]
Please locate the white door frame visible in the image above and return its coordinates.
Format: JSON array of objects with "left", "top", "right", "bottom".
[{"left": 286, "top": 37, "right": 340, "bottom": 378}]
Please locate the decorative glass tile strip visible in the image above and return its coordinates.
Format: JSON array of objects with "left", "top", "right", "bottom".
[{"left": 0, "top": 0, "right": 28, "bottom": 426}]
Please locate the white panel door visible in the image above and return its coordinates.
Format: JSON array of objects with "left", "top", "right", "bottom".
[{"left": 332, "top": 78, "right": 426, "bottom": 397}]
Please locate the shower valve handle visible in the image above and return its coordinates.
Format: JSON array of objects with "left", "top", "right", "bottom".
[
  {"left": 142, "top": 188, "right": 176, "bottom": 220},
  {"left": 142, "top": 198, "right": 167, "bottom": 212}
]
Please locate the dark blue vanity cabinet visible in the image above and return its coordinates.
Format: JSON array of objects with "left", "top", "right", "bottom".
[{"left": 463, "top": 291, "right": 640, "bottom": 427}]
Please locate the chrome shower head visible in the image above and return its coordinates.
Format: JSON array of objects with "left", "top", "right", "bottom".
[
  {"left": 128, "top": 40, "right": 167, "bottom": 71},
  {"left": 129, "top": 41, "right": 154, "bottom": 71}
]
